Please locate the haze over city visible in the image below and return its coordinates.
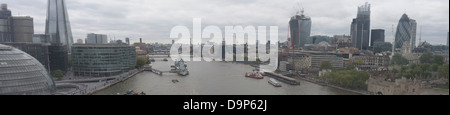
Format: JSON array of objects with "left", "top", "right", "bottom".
[{"left": 3, "top": 0, "right": 449, "bottom": 45}]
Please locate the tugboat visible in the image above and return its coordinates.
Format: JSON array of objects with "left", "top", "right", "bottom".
[
  {"left": 268, "top": 78, "right": 282, "bottom": 87},
  {"left": 245, "top": 69, "right": 264, "bottom": 79},
  {"left": 173, "top": 58, "right": 189, "bottom": 76}
]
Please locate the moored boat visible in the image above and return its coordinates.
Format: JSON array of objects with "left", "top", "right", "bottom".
[
  {"left": 245, "top": 70, "right": 264, "bottom": 79},
  {"left": 173, "top": 58, "right": 189, "bottom": 76},
  {"left": 268, "top": 78, "right": 282, "bottom": 87}
]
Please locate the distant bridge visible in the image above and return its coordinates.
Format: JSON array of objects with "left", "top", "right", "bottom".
[{"left": 150, "top": 50, "right": 170, "bottom": 55}]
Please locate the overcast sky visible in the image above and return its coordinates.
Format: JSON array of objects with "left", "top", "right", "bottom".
[{"left": 2, "top": 0, "right": 449, "bottom": 45}]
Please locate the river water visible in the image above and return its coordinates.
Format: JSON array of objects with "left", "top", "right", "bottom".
[{"left": 94, "top": 59, "right": 359, "bottom": 95}]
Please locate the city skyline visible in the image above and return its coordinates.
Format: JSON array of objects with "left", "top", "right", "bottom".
[{"left": 2, "top": 0, "right": 449, "bottom": 45}]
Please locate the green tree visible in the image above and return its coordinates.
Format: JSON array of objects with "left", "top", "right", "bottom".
[
  {"left": 68, "top": 58, "right": 72, "bottom": 67},
  {"left": 412, "top": 66, "right": 423, "bottom": 77},
  {"left": 438, "top": 64, "right": 449, "bottom": 78},
  {"left": 321, "top": 69, "right": 370, "bottom": 90},
  {"left": 403, "top": 70, "right": 414, "bottom": 79},
  {"left": 423, "top": 71, "right": 432, "bottom": 77},
  {"left": 409, "top": 63, "right": 417, "bottom": 69},
  {"left": 431, "top": 64, "right": 439, "bottom": 72},
  {"left": 51, "top": 70, "right": 64, "bottom": 80},
  {"left": 392, "top": 68, "right": 399, "bottom": 74},
  {"left": 392, "top": 54, "right": 409, "bottom": 65},
  {"left": 320, "top": 61, "right": 333, "bottom": 70},
  {"left": 433, "top": 55, "right": 444, "bottom": 65},
  {"left": 130, "top": 66, "right": 135, "bottom": 70},
  {"left": 420, "top": 52, "right": 433, "bottom": 64},
  {"left": 420, "top": 64, "right": 431, "bottom": 72},
  {"left": 345, "top": 64, "right": 356, "bottom": 70},
  {"left": 136, "top": 58, "right": 146, "bottom": 68}
]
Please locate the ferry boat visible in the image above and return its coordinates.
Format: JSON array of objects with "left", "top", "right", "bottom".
[
  {"left": 268, "top": 78, "right": 282, "bottom": 87},
  {"left": 245, "top": 70, "right": 264, "bottom": 79},
  {"left": 265, "top": 72, "right": 300, "bottom": 85}
]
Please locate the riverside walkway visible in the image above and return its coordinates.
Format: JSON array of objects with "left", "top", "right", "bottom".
[{"left": 54, "top": 69, "right": 143, "bottom": 95}]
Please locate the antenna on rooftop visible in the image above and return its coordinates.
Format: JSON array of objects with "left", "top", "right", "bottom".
[{"left": 419, "top": 25, "right": 422, "bottom": 44}]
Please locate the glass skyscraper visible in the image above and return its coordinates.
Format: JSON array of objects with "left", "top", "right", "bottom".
[
  {"left": 394, "top": 14, "right": 417, "bottom": 50},
  {"left": 289, "top": 9, "right": 311, "bottom": 49},
  {"left": 371, "top": 29, "right": 385, "bottom": 46},
  {"left": 0, "top": 4, "right": 12, "bottom": 43},
  {"left": 45, "top": 0, "right": 73, "bottom": 53},
  {"left": 72, "top": 44, "right": 136, "bottom": 77},
  {"left": 351, "top": 2, "right": 371, "bottom": 50}
]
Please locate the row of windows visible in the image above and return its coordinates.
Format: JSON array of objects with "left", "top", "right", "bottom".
[
  {"left": 0, "top": 54, "right": 29, "bottom": 61},
  {"left": 0, "top": 71, "right": 43, "bottom": 81},
  {"left": 0, "top": 65, "right": 42, "bottom": 75},
  {"left": 0, "top": 76, "right": 48, "bottom": 88},
  {"left": 0, "top": 83, "right": 50, "bottom": 95},
  {"left": 0, "top": 60, "right": 36, "bottom": 68}
]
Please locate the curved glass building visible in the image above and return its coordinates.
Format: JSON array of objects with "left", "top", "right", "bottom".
[
  {"left": 289, "top": 9, "right": 312, "bottom": 49},
  {"left": 395, "top": 14, "right": 417, "bottom": 49},
  {"left": 0, "top": 44, "right": 56, "bottom": 95}
]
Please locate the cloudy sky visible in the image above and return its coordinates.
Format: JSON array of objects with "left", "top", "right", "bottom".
[{"left": 2, "top": 0, "right": 449, "bottom": 45}]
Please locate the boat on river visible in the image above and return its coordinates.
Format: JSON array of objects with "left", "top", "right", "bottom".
[
  {"left": 245, "top": 69, "right": 264, "bottom": 79},
  {"left": 268, "top": 78, "right": 282, "bottom": 87}
]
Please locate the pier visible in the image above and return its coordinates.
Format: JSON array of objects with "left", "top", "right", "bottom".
[
  {"left": 265, "top": 72, "right": 300, "bottom": 85},
  {"left": 143, "top": 65, "right": 178, "bottom": 76}
]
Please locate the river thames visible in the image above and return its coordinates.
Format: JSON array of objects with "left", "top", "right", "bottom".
[{"left": 94, "top": 59, "right": 359, "bottom": 95}]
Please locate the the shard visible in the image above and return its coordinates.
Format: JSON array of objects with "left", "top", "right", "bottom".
[{"left": 45, "top": 0, "right": 73, "bottom": 53}]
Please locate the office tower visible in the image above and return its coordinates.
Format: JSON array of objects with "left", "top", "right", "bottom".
[
  {"left": 11, "top": 16, "right": 34, "bottom": 43},
  {"left": 0, "top": 4, "right": 12, "bottom": 43},
  {"left": 351, "top": 2, "right": 371, "bottom": 50},
  {"left": 72, "top": 44, "right": 136, "bottom": 77},
  {"left": 1, "top": 4, "right": 34, "bottom": 43},
  {"left": 289, "top": 9, "right": 311, "bottom": 49},
  {"left": 45, "top": 0, "right": 73, "bottom": 52},
  {"left": 86, "top": 33, "right": 108, "bottom": 44},
  {"left": 126, "top": 37, "right": 130, "bottom": 45},
  {"left": 394, "top": 14, "right": 417, "bottom": 50},
  {"left": 371, "top": 29, "right": 385, "bottom": 46},
  {"left": 410, "top": 19, "right": 417, "bottom": 49}
]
